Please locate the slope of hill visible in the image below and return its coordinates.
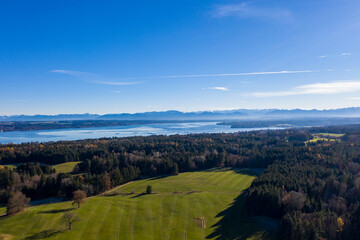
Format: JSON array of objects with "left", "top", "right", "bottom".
[{"left": 0, "top": 169, "right": 275, "bottom": 240}]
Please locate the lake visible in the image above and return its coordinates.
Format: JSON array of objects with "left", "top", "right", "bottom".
[{"left": 0, "top": 122, "right": 280, "bottom": 144}]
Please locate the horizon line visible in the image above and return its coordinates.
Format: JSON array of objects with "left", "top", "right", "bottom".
[{"left": 1, "top": 106, "right": 360, "bottom": 117}]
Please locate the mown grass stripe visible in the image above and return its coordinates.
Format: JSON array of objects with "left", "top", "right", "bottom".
[
  {"left": 130, "top": 198, "right": 139, "bottom": 240},
  {"left": 114, "top": 196, "right": 126, "bottom": 240},
  {"left": 164, "top": 195, "right": 178, "bottom": 240},
  {"left": 95, "top": 198, "right": 113, "bottom": 239},
  {"left": 208, "top": 171, "right": 232, "bottom": 186},
  {"left": 75, "top": 200, "right": 101, "bottom": 240},
  {"left": 147, "top": 196, "right": 154, "bottom": 240},
  {"left": 119, "top": 198, "right": 135, "bottom": 240}
]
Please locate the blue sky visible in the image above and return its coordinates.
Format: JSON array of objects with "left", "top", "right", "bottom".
[{"left": 1, "top": 0, "right": 360, "bottom": 115}]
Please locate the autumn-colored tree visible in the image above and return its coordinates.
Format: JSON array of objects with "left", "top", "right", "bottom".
[
  {"left": 72, "top": 190, "right": 86, "bottom": 208},
  {"left": 337, "top": 217, "right": 344, "bottom": 232},
  {"left": 6, "top": 191, "right": 30, "bottom": 215}
]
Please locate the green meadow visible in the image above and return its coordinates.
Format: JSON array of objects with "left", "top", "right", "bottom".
[
  {"left": 1, "top": 162, "right": 79, "bottom": 174},
  {"left": 0, "top": 165, "right": 16, "bottom": 170},
  {"left": 305, "top": 133, "right": 344, "bottom": 145},
  {"left": 0, "top": 169, "right": 275, "bottom": 240},
  {"left": 53, "top": 162, "right": 80, "bottom": 174}
]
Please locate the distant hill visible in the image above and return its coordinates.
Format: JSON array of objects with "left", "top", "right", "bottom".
[{"left": 1, "top": 108, "right": 360, "bottom": 122}]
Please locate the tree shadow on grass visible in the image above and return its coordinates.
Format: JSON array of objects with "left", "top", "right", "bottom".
[
  {"left": 202, "top": 167, "right": 261, "bottom": 177},
  {"left": 38, "top": 208, "right": 75, "bottom": 214},
  {"left": 231, "top": 168, "right": 263, "bottom": 177},
  {"left": 149, "top": 175, "right": 170, "bottom": 180},
  {"left": 130, "top": 193, "right": 146, "bottom": 199},
  {"left": 22, "top": 229, "right": 65, "bottom": 240},
  {"left": 206, "top": 191, "right": 274, "bottom": 240}
]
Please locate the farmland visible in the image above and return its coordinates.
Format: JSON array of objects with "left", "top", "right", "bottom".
[{"left": 0, "top": 169, "right": 274, "bottom": 240}]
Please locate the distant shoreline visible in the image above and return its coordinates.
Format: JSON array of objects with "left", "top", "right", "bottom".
[{"left": 0, "top": 120, "right": 213, "bottom": 132}]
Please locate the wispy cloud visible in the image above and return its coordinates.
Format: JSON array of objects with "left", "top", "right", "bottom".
[
  {"left": 207, "top": 87, "right": 229, "bottom": 91},
  {"left": 50, "top": 69, "right": 91, "bottom": 77},
  {"left": 51, "top": 69, "right": 139, "bottom": 86},
  {"left": 112, "top": 90, "right": 122, "bottom": 94},
  {"left": 94, "top": 81, "right": 140, "bottom": 86},
  {"left": 346, "top": 97, "right": 360, "bottom": 100},
  {"left": 51, "top": 69, "right": 316, "bottom": 83},
  {"left": 211, "top": 3, "right": 292, "bottom": 21},
  {"left": 252, "top": 81, "right": 360, "bottom": 97},
  {"left": 156, "top": 70, "right": 316, "bottom": 79},
  {"left": 317, "top": 55, "right": 327, "bottom": 59},
  {"left": 341, "top": 52, "right": 352, "bottom": 56}
]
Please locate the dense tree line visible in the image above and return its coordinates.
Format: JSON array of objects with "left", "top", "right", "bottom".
[
  {"left": 246, "top": 126, "right": 360, "bottom": 239},
  {"left": 0, "top": 120, "right": 190, "bottom": 132},
  {"left": 0, "top": 165, "right": 140, "bottom": 204}
]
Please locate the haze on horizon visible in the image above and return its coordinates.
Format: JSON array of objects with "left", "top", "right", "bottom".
[{"left": 1, "top": 0, "right": 360, "bottom": 115}]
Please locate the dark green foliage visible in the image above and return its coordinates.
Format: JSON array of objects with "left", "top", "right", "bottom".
[
  {"left": 245, "top": 127, "right": 360, "bottom": 239},
  {"left": 146, "top": 185, "right": 152, "bottom": 194},
  {"left": 16, "top": 162, "right": 55, "bottom": 176}
]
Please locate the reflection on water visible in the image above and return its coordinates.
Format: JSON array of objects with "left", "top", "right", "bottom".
[{"left": 0, "top": 122, "right": 279, "bottom": 144}]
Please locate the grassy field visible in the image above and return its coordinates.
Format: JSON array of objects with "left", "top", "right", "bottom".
[
  {"left": 305, "top": 133, "right": 344, "bottom": 145},
  {"left": 314, "top": 133, "right": 345, "bottom": 138},
  {"left": 0, "top": 165, "right": 16, "bottom": 170},
  {"left": 0, "top": 168, "right": 275, "bottom": 240},
  {"left": 0, "top": 205, "right": 6, "bottom": 216},
  {"left": 53, "top": 162, "right": 80, "bottom": 173}
]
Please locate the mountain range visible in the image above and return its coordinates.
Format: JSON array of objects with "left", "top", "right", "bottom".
[{"left": 1, "top": 108, "right": 360, "bottom": 122}]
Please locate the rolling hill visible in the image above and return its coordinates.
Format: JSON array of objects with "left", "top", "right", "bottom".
[{"left": 0, "top": 168, "right": 275, "bottom": 240}]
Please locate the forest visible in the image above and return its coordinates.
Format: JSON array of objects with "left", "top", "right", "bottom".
[
  {"left": 0, "top": 120, "right": 197, "bottom": 132},
  {"left": 1, "top": 125, "right": 360, "bottom": 239}
]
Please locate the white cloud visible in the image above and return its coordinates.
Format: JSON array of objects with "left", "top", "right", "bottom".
[
  {"left": 52, "top": 69, "right": 315, "bottom": 81},
  {"left": 51, "top": 69, "right": 139, "bottom": 86},
  {"left": 252, "top": 81, "right": 360, "bottom": 97},
  {"left": 50, "top": 69, "right": 91, "bottom": 76},
  {"left": 341, "top": 52, "right": 352, "bottom": 56},
  {"left": 157, "top": 70, "right": 315, "bottom": 79},
  {"left": 211, "top": 3, "right": 292, "bottom": 21},
  {"left": 207, "top": 87, "right": 229, "bottom": 91},
  {"left": 317, "top": 55, "right": 327, "bottom": 59},
  {"left": 346, "top": 97, "right": 360, "bottom": 100},
  {"left": 93, "top": 81, "right": 140, "bottom": 86}
]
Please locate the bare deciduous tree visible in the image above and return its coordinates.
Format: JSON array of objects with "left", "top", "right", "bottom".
[
  {"left": 72, "top": 190, "right": 86, "bottom": 208},
  {"left": 6, "top": 191, "right": 30, "bottom": 215},
  {"left": 281, "top": 191, "right": 306, "bottom": 212},
  {"left": 61, "top": 212, "right": 80, "bottom": 230}
]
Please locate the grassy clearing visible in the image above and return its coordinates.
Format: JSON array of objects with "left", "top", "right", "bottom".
[
  {"left": 305, "top": 133, "right": 344, "bottom": 145},
  {"left": 1, "top": 162, "right": 80, "bottom": 173},
  {"left": 314, "top": 133, "right": 345, "bottom": 138},
  {"left": 306, "top": 137, "right": 339, "bottom": 144},
  {"left": 0, "top": 168, "right": 274, "bottom": 240},
  {"left": 0, "top": 165, "right": 16, "bottom": 170},
  {"left": 0, "top": 205, "right": 6, "bottom": 216},
  {"left": 53, "top": 162, "right": 80, "bottom": 173}
]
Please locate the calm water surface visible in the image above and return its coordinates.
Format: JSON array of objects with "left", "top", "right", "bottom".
[{"left": 0, "top": 122, "right": 279, "bottom": 144}]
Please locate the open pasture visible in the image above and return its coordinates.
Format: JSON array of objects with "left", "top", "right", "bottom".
[{"left": 0, "top": 169, "right": 274, "bottom": 240}]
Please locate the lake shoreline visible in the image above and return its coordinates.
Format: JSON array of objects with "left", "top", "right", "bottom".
[{"left": 0, "top": 121, "right": 282, "bottom": 145}]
